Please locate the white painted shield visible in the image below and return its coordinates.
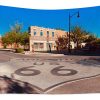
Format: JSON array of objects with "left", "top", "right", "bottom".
[{"left": 0, "top": 58, "right": 100, "bottom": 92}]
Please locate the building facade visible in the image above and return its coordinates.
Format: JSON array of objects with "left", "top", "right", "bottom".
[{"left": 29, "top": 26, "right": 67, "bottom": 52}]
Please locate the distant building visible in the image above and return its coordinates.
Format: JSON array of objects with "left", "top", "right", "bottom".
[{"left": 29, "top": 26, "right": 67, "bottom": 52}]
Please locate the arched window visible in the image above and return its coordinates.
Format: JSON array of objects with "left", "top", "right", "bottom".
[
  {"left": 40, "top": 31, "right": 43, "bottom": 36},
  {"left": 47, "top": 31, "right": 49, "bottom": 36},
  {"left": 52, "top": 32, "right": 54, "bottom": 37},
  {"left": 34, "top": 29, "right": 36, "bottom": 36}
]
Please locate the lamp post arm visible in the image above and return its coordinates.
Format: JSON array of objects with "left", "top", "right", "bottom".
[{"left": 70, "top": 11, "right": 79, "bottom": 18}]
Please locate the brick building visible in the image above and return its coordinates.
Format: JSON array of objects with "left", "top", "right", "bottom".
[{"left": 29, "top": 26, "right": 67, "bottom": 52}]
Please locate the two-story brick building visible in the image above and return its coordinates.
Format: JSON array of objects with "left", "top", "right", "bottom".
[{"left": 29, "top": 26, "right": 67, "bottom": 52}]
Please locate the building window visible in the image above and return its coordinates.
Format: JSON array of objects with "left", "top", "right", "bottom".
[
  {"left": 34, "top": 43, "right": 38, "bottom": 49},
  {"left": 34, "top": 43, "right": 44, "bottom": 50},
  {"left": 39, "top": 43, "right": 44, "bottom": 49},
  {"left": 34, "top": 29, "right": 36, "bottom": 36},
  {"left": 52, "top": 32, "right": 54, "bottom": 37},
  {"left": 40, "top": 31, "right": 43, "bottom": 36},
  {"left": 34, "top": 31, "right": 36, "bottom": 36},
  {"left": 47, "top": 31, "right": 49, "bottom": 36}
]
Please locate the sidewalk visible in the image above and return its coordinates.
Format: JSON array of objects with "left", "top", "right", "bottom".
[{"left": 24, "top": 51, "right": 65, "bottom": 57}]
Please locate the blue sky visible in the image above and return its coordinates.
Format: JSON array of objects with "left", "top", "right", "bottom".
[{"left": 0, "top": 5, "right": 100, "bottom": 37}]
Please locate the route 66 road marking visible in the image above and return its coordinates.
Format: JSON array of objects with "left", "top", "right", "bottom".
[{"left": 0, "top": 58, "right": 100, "bottom": 92}]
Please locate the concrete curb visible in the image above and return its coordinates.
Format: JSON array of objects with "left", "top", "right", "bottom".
[{"left": 25, "top": 52, "right": 65, "bottom": 56}]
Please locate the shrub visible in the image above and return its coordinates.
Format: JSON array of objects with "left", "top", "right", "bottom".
[
  {"left": 15, "top": 48, "right": 24, "bottom": 53},
  {"left": 3, "top": 44, "right": 7, "bottom": 49}
]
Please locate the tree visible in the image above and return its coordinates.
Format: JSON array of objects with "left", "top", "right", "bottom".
[
  {"left": 2, "top": 31, "right": 21, "bottom": 49},
  {"left": 2, "top": 35, "right": 9, "bottom": 48},
  {"left": 70, "top": 26, "right": 90, "bottom": 48},
  {"left": 84, "top": 34, "right": 97, "bottom": 43},
  {"left": 20, "top": 32, "right": 29, "bottom": 50},
  {"left": 10, "top": 22, "right": 22, "bottom": 33},
  {"left": 2, "top": 22, "right": 29, "bottom": 49},
  {"left": 10, "top": 22, "right": 23, "bottom": 49},
  {"left": 56, "top": 35, "right": 68, "bottom": 51}
]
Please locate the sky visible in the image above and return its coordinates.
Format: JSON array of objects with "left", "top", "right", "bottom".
[{"left": 0, "top": 5, "right": 100, "bottom": 37}]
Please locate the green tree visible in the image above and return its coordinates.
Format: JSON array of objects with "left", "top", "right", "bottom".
[
  {"left": 2, "top": 31, "right": 21, "bottom": 49},
  {"left": 70, "top": 26, "right": 90, "bottom": 48},
  {"left": 10, "top": 22, "right": 22, "bottom": 33},
  {"left": 2, "top": 35, "right": 9, "bottom": 48},
  {"left": 84, "top": 34, "right": 97, "bottom": 43},
  {"left": 2, "top": 22, "right": 24, "bottom": 49},
  {"left": 10, "top": 22, "right": 22, "bottom": 49},
  {"left": 20, "top": 32, "right": 29, "bottom": 50}
]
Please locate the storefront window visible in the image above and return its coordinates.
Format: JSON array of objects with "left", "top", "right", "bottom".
[
  {"left": 39, "top": 43, "right": 44, "bottom": 48},
  {"left": 34, "top": 43, "right": 38, "bottom": 49},
  {"left": 34, "top": 43, "right": 44, "bottom": 50}
]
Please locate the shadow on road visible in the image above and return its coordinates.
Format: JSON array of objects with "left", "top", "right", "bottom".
[
  {"left": 0, "top": 75, "right": 40, "bottom": 94},
  {"left": 76, "top": 58, "right": 100, "bottom": 67}
]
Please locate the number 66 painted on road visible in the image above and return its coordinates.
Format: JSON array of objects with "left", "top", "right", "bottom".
[{"left": 14, "top": 66, "right": 78, "bottom": 76}]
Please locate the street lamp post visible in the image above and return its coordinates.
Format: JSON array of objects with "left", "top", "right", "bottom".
[{"left": 68, "top": 11, "right": 80, "bottom": 54}]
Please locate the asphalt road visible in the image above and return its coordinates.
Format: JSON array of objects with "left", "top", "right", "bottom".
[
  {"left": 0, "top": 50, "right": 100, "bottom": 61},
  {"left": 0, "top": 51, "right": 100, "bottom": 94}
]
